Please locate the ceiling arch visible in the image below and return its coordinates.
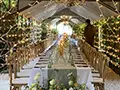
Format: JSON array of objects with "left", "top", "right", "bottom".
[{"left": 20, "top": 1, "right": 119, "bottom": 22}]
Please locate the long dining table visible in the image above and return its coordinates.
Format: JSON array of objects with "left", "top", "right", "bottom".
[{"left": 27, "top": 46, "right": 94, "bottom": 90}]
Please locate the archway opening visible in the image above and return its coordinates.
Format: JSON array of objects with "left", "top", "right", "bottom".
[{"left": 57, "top": 22, "right": 73, "bottom": 36}]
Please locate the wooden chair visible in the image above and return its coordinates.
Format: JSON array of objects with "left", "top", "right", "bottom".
[
  {"left": 7, "top": 37, "right": 55, "bottom": 90},
  {"left": 78, "top": 39, "right": 108, "bottom": 90}
]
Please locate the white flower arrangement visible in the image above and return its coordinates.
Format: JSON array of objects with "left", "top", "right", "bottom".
[
  {"left": 34, "top": 73, "right": 40, "bottom": 81},
  {"left": 25, "top": 72, "right": 86, "bottom": 90}
]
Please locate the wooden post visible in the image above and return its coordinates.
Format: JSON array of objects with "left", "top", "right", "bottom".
[
  {"left": 19, "top": 53, "right": 22, "bottom": 69},
  {"left": 9, "top": 62, "right": 12, "bottom": 90},
  {"left": 6, "top": 55, "right": 12, "bottom": 90},
  {"left": 17, "top": 59, "right": 20, "bottom": 72},
  {"left": 21, "top": 49, "right": 24, "bottom": 68},
  {"left": 27, "top": 47, "right": 30, "bottom": 63},
  {"left": 17, "top": 50, "right": 20, "bottom": 72},
  {"left": 14, "top": 54, "right": 17, "bottom": 79}
]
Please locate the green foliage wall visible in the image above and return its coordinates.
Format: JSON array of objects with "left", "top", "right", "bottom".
[
  {"left": 94, "top": 16, "right": 120, "bottom": 65},
  {"left": 72, "top": 23, "right": 86, "bottom": 38},
  {"left": 40, "top": 22, "right": 48, "bottom": 40},
  {"left": 72, "top": 15, "right": 120, "bottom": 66},
  {"left": 73, "top": 15, "right": 120, "bottom": 65}
]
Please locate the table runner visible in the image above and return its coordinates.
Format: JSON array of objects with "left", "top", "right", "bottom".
[
  {"left": 48, "top": 66, "right": 76, "bottom": 88},
  {"left": 28, "top": 66, "right": 94, "bottom": 90}
]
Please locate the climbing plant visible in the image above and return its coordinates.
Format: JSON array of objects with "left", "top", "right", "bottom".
[
  {"left": 40, "top": 22, "right": 48, "bottom": 40},
  {"left": 72, "top": 23, "right": 86, "bottom": 38},
  {"left": 72, "top": 15, "right": 120, "bottom": 67},
  {"left": 94, "top": 15, "right": 120, "bottom": 66}
]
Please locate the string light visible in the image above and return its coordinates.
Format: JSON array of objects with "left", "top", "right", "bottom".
[
  {"left": 0, "top": 0, "right": 41, "bottom": 69},
  {"left": 112, "top": 0, "right": 119, "bottom": 14},
  {"left": 94, "top": 0, "right": 120, "bottom": 68}
]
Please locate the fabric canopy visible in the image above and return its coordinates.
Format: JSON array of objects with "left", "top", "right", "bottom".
[{"left": 20, "top": 1, "right": 118, "bottom": 23}]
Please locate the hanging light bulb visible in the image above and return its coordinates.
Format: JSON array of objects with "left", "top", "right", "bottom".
[{"left": 0, "top": 0, "right": 2, "bottom": 3}]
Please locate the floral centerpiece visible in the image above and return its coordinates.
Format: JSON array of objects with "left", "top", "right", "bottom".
[
  {"left": 25, "top": 72, "right": 86, "bottom": 90},
  {"left": 58, "top": 33, "right": 69, "bottom": 56}
]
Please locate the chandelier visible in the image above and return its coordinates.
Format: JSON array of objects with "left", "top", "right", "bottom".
[
  {"left": 55, "top": 0, "right": 85, "bottom": 6},
  {"left": 60, "top": 15, "right": 72, "bottom": 24}
]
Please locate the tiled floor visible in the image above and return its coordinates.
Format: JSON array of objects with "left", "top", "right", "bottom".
[
  {"left": 0, "top": 80, "right": 9, "bottom": 90},
  {"left": 105, "top": 66, "right": 120, "bottom": 90}
]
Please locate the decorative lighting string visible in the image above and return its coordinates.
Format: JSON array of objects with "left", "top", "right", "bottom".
[
  {"left": 96, "top": 0, "right": 120, "bottom": 67},
  {"left": 0, "top": 15, "right": 31, "bottom": 43},
  {"left": 0, "top": 20, "right": 38, "bottom": 69},
  {"left": 0, "top": 0, "right": 40, "bottom": 20},
  {"left": 0, "top": 0, "right": 17, "bottom": 20},
  {"left": 96, "top": 0, "right": 118, "bottom": 36},
  {"left": 0, "top": 0, "right": 51, "bottom": 71},
  {"left": 0, "top": 0, "right": 42, "bottom": 47},
  {"left": 112, "top": 0, "right": 119, "bottom": 13}
]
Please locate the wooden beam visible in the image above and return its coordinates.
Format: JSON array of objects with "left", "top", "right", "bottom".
[
  {"left": 17, "top": 0, "right": 120, "bottom": 13},
  {"left": 18, "top": 1, "right": 38, "bottom": 12},
  {"left": 98, "top": 0, "right": 118, "bottom": 13},
  {"left": 43, "top": 8, "right": 86, "bottom": 23}
]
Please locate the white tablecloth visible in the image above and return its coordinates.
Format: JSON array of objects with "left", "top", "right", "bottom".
[
  {"left": 28, "top": 40, "right": 94, "bottom": 89},
  {"left": 76, "top": 67, "right": 94, "bottom": 90},
  {"left": 28, "top": 67, "right": 48, "bottom": 88},
  {"left": 28, "top": 67, "right": 94, "bottom": 90}
]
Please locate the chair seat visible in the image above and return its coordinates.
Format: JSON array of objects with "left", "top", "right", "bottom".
[
  {"left": 12, "top": 78, "right": 29, "bottom": 86},
  {"left": 23, "top": 65, "right": 34, "bottom": 69},
  {"left": 91, "top": 69, "right": 99, "bottom": 73},
  {"left": 37, "top": 61, "right": 48, "bottom": 63},
  {"left": 92, "top": 77, "right": 104, "bottom": 83},
  {"left": 34, "top": 65, "right": 47, "bottom": 68},
  {"left": 17, "top": 71, "right": 31, "bottom": 77},
  {"left": 92, "top": 73, "right": 100, "bottom": 77}
]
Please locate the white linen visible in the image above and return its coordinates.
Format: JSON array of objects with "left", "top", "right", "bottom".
[
  {"left": 28, "top": 68, "right": 48, "bottom": 88},
  {"left": 28, "top": 67, "right": 94, "bottom": 90},
  {"left": 28, "top": 40, "right": 94, "bottom": 90},
  {"left": 76, "top": 67, "right": 94, "bottom": 90}
]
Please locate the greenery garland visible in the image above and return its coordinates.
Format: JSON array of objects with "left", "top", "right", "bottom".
[{"left": 72, "top": 15, "right": 120, "bottom": 67}]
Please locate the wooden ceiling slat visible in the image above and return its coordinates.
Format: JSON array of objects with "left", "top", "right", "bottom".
[
  {"left": 98, "top": 0, "right": 119, "bottom": 14},
  {"left": 19, "top": 0, "right": 120, "bottom": 12}
]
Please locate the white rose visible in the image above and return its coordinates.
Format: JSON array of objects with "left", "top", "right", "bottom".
[
  {"left": 50, "top": 79, "right": 55, "bottom": 85},
  {"left": 69, "top": 87, "right": 74, "bottom": 90},
  {"left": 34, "top": 73, "right": 40, "bottom": 81},
  {"left": 32, "top": 87, "right": 37, "bottom": 90},
  {"left": 68, "top": 80, "right": 73, "bottom": 86}
]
